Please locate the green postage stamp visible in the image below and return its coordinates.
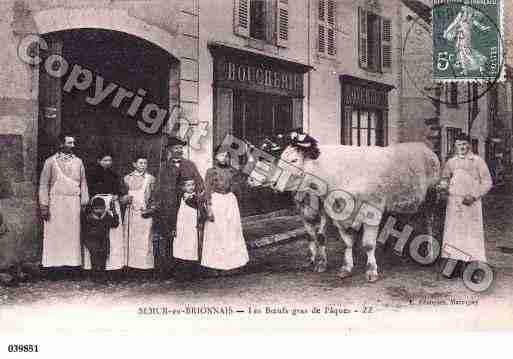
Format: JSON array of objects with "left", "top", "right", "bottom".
[{"left": 432, "top": 0, "right": 504, "bottom": 82}]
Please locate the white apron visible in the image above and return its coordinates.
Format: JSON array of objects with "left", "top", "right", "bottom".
[
  {"left": 42, "top": 158, "right": 82, "bottom": 267},
  {"left": 83, "top": 194, "right": 126, "bottom": 270},
  {"left": 442, "top": 169, "right": 486, "bottom": 262},
  {"left": 173, "top": 198, "right": 200, "bottom": 261},
  {"left": 124, "top": 174, "right": 154, "bottom": 269},
  {"left": 202, "top": 192, "right": 249, "bottom": 270}
]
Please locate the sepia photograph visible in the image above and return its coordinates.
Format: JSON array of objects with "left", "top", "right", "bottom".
[{"left": 1, "top": 0, "right": 513, "bottom": 349}]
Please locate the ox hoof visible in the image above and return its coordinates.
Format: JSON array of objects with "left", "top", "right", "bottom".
[
  {"left": 315, "top": 261, "right": 328, "bottom": 273},
  {"left": 366, "top": 273, "right": 379, "bottom": 283},
  {"left": 337, "top": 268, "right": 353, "bottom": 279}
]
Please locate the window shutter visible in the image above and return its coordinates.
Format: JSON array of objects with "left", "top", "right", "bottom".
[
  {"left": 327, "top": 0, "right": 336, "bottom": 55},
  {"left": 276, "top": 0, "right": 289, "bottom": 47},
  {"left": 319, "top": 0, "right": 325, "bottom": 21},
  {"left": 327, "top": 0, "right": 335, "bottom": 25},
  {"left": 381, "top": 17, "right": 392, "bottom": 73},
  {"left": 318, "top": 0, "right": 336, "bottom": 56},
  {"left": 234, "top": 0, "right": 250, "bottom": 37},
  {"left": 358, "top": 7, "right": 368, "bottom": 69},
  {"left": 318, "top": 24, "right": 325, "bottom": 53},
  {"left": 327, "top": 28, "right": 335, "bottom": 56},
  {"left": 318, "top": 0, "right": 325, "bottom": 53}
]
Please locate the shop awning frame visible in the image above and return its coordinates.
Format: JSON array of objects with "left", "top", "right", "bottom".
[{"left": 208, "top": 41, "right": 315, "bottom": 74}]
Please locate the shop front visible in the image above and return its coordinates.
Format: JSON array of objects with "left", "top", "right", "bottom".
[
  {"left": 340, "top": 75, "right": 394, "bottom": 147},
  {"left": 209, "top": 43, "right": 311, "bottom": 216}
]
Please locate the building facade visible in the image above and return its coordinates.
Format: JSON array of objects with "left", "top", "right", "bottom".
[
  {"left": 308, "top": 0, "right": 402, "bottom": 147},
  {"left": 0, "top": 0, "right": 403, "bottom": 268}
]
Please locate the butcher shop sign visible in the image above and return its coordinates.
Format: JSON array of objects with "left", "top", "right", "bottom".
[
  {"left": 211, "top": 44, "right": 307, "bottom": 98},
  {"left": 224, "top": 61, "right": 302, "bottom": 94}
]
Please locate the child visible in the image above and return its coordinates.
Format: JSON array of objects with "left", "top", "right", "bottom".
[
  {"left": 202, "top": 146, "right": 249, "bottom": 271},
  {"left": 82, "top": 197, "right": 120, "bottom": 283},
  {"left": 84, "top": 151, "right": 127, "bottom": 275},
  {"left": 123, "top": 154, "right": 156, "bottom": 274},
  {"left": 173, "top": 176, "right": 207, "bottom": 280}
]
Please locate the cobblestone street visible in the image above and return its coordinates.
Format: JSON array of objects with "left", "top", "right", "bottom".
[{"left": 2, "top": 184, "right": 513, "bottom": 333}]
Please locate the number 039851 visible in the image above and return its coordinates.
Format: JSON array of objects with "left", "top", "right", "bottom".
[{"left": 7, "top": 344, "right": 39, "bottom": 353}]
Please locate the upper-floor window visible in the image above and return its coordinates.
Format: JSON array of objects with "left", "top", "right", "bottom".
[
  {"left": 318, "top": 0, "right": 337, "bottom": 56},
  {"left": 358, "top": 7, "right": 392, "bottom": 73},
  {"left": 234, "top": 0, "right": 289, "bottom": 47},
  {"left": 445, "top": 82, "right": 459, "bottom": 107},
  {"left": 250, "top": 0, "right": 267, "bottom": 40},
  {"left": 446, "top": 127, "right": 462, "bottom": 158}
]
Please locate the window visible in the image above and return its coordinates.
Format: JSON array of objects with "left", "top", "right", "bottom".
[
  {"left": 234, "top": 0, "right": 289, "bottom": 47},
  {"left": 349, "top": 110, "right": 384, "bottom": 146},
  {"left": 358, "top": 7, "right": 392, "bottom": 73},
  {"left": 250, "top": 0, "right": 266, "bottom": 40},
  {"left": 446, "top": 82, "right": 459, "bottom": 107},
  {"left": 471, "top": 138, "right": 479, "bottom": 154},
  {"left": 318, "top": 0, "right": 336, "bottom": 56},
  {"left": 446, "top": 127, "right": 462, "bottom": 158},
  {"left": 489, "top": 84, "right": 498, "bottom": 136},
  {"left": 472, "top": 82, "right": 479, "bottom": 116}
]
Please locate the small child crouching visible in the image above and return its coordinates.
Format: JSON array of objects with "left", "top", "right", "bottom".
[{"left": 83, "top": 197, "right": 120, "bottom": 283}]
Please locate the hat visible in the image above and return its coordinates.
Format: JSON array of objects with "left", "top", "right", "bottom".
[
  {"left": 178, "top": 174, "right": 195, "bottom": 184},
  {"left": 166, "top": 136, "right": 187, "bottom": 148}
]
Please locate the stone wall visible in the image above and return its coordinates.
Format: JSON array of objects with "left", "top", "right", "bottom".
[{"left": 400, "top": 1, "right": 436, "bottom": 145}]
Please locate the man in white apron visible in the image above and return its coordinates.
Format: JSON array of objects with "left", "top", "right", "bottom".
[
  {"left": 39, "top": 134, "right": 89, "bottom": 279},
  {"left": 440, "top": 133, "right": 492, "bottom": 278}
]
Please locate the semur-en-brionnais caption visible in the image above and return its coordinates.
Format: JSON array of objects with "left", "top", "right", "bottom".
[{"left": 433, "top": 0, "right": 497, "bottom": 5}]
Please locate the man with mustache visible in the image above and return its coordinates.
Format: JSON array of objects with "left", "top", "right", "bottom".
[{"left": 39, "top": 134, "right": 89, "bottom": 280}]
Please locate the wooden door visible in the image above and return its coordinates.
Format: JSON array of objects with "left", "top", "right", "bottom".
[
  {"left": 58, "top": 29, "right": 172, "bottom": 179},
  {"left": 233, "top": 90, "right": 294, "bottom": 216}
]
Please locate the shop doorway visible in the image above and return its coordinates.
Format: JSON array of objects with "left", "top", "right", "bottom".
[
  {"left": 38, "top": 29, "right": 177, "bottom": 179},
  {"left": 233, "top": 90, "right": 294, "bottom": 216}
]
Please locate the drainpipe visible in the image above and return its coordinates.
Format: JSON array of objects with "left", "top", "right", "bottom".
[
  {"left": 307, "top": 0, "right": 311, "bottom": 133},
  {"left": 468, "top": 82, "right": 472, "bottom": 135}
]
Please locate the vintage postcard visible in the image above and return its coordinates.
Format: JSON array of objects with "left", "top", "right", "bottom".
[{"left": 2, "top": 0, "right": 513, "bottom": 350}]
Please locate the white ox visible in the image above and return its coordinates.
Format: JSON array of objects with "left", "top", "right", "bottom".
[{"left": 248, "top": 138, "right": 440, "bottom": 282}]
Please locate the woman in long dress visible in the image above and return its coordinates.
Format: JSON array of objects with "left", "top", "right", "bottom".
[
  {"left": 83, "top": 151, "right": 127, "bottom": 279},
  {"left": 202, "top": 147, "right": 249, "bottom": 271},
  {"left": 123, "top": 154, "right": 156, "bottom": 276}
]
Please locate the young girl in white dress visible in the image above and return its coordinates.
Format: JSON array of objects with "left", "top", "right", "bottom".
[
  {"left": 173, "top": 176, "right": 206, "bottom": 280},
  {"left": 201, "top": 147, "right": 249, "bottom": 271}
]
